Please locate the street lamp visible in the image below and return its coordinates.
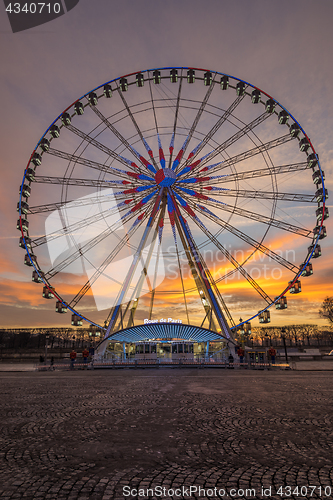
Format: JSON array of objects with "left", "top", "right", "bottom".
[
  {"left": 45, "top": 333, "right": 50, "bottom": 365},
  {"left": 281, "top": 328, "right": 288, "bottom": 363},
  {"left": 265, "top": 332, "right": 271, "bottom": 346}
]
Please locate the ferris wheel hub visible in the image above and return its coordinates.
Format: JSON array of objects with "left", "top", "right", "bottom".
[{"left": 155, "top": 168, "right": 177, "bottom": 187}]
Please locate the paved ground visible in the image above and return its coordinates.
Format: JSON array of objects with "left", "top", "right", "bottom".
[{"left": 0, "top": 370, "right": 332, "bottom": 500}]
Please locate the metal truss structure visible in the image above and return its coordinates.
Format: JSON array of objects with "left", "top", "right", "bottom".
[{"left": 17, "top": 67, "right": 328, "bottom": 349}]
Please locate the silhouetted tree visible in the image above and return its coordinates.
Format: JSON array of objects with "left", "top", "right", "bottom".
[{"left": 319, "top": 297, "right": 333, "bottom": 324}]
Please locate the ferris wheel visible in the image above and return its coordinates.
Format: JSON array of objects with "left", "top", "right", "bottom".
[{"left": 17, "top": 67, "right": 328, "bottom": 341}]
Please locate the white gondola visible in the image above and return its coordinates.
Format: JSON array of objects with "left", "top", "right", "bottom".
[
  {"left": 24, "top": 253, "right": 36, "bottom": 267},
  {"left": 312, "top": 169, "right": 325, "bottom": 185},
  {"left": 265, "top": 99, "right": 275, "bottom": 113},
  {"left": 56, "top": 301, "right": 67, "bottom": 313},
  {"left": 31, "top": 153, "right": 42, "bottom": 166},
  {"left": 242, "top": 322, "right": 251, "bottom": 335},
  {"left": 50, "top": 124, "right": 60, "bottom": 138},
  {"left": 300, "top": 262, "right": 313, "bottom": 277},
  {"left": 315, "top": 188, "right": 328, "bottom": 203},
  {"left": 308, "top": 244, "right": 321, "bottom": 258},
  {"left": 25, "top": 168, "right": 35, "bottom": 182},
  {"left": 313, "top": 225, "right": 327, "bottom": 239},
  {"left": 104, "top": 84, "right": 112, "bottom": 98},
  {"left": 289, "top": 123, "right": 300, "bottom": 138},
  {"left": 307, "top": 153, "right": 318, "bottom": 168},
  {"left": 74, "top": 101, "right": 84, "bottom": 115},
  {"left": 245, "top": 322, "right": 251, "bottom": 334},
  {"left": 289, "top": 280, "right": 301, "bottom": 294},
  {"left": 275, "top": 296, "right": 287, "bottom": 310},
  {"left": 71, "top": 314, "right": 82, "bottom": 326},
  {"left": 17, "top": 201, "right": 29, "bottom": 214},
  {"left": 278, "top": 110, "right": 289, "bottom": 124},
  {"left": 187, "top": 69, "right": 195, "bottom": 83},
  {"left": 21, "top": 184, "right": 31, "bottom": 198},
  {"left": 136, "top": 73, "right": 144, "bottom": 87},
  {"left": 251, "top": 89, "right": 260, "bottom": 103},
  {"left": 32, "top": 270, "right": 44, "bottom": 283},
  {"left": 170, "top": 69, "right": 178, "bottom": 83},
  {"left": 236, "top": 81, "right": 245, "bottom": 96},
  {"left": 17, "top": 218, "right": 29, "bottom": 231},
  {"left": 88, "top": 92, "right": 98, "bottom": 105},
  {"left": 61, "top": 112, "right": 71, "bottom": 126},
  {"left": 153, "top": 70, "right": 161, "bottom": 84},
  {"left": 204, "top": 71, "right": 212, "bottom": 86},
  {"left": 316, "top": 206, "right": 329, "bottom": 221},
  {"left": 40, "top": 138, "right": 50, "bottom": 152},
  {"left": 43, "top": 286, "right": 55, "bottom": 299},
  {"left": 220, "top": 75, "right": 228, "bottom": 90},
  {"left": 19, "top": 236, "right": 31, "bottom": 249},
  {"left": 259, "top": 311, "right": 270, "bottom": 323},
  {"left": 299, "top": 137, "right": 310, "bottom": 152},
  {"left": 119, "top": 78, "right": 128, "bottom": 91}
]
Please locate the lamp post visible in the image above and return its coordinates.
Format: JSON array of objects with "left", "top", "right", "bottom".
[
  {"left": 45, "top": 333, "right": 49, "bottom": 365},
  {"left": 281, "top": 328, "right": 288, "bottom": 363}
]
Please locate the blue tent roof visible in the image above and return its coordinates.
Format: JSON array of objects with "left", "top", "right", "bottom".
[{"left": 98, "top": 323, "right": 235, "bottom": 345}]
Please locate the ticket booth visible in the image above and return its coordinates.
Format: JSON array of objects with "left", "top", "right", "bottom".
[
  {"left": 248, "top": 350, "right": 267, "bottom": 364},
  {"left": 135, "top": 343, "right": 157, "bottom": 360},
  {"left": 172, "top": 342, "right": 194, "bottom": 361}
]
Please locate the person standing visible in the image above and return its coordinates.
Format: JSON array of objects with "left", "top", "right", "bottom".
[
  {"left": 82, "top": 348, "right": 89, "bottom": 367},
  {"left": 268, "top": 346, "right": 276, "bottom": 364},
  {"left": 237, "top": 346, "right": 245, "bottom": 364},
  {"left": 70, "top": 349, "right": 76, "bottom": 370}
]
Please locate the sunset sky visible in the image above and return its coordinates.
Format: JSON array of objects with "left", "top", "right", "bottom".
[{"left": 1, "top": 0, "right": 333, "bottom": 330}]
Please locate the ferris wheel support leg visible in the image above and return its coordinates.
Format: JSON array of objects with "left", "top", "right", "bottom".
[
  {"left": 95, "top": 190, "right": 163, "bottom": 359},
  {"left": 169, "top": 190, "right": 235, "bottom": 344},
  {"left": 173, "top": 211, "right": 218, "bottom": 332}
]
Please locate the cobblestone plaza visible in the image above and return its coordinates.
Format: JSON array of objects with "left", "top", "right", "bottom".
[{"left": 0, "top": 369, "right": 332, "bottom": 499}]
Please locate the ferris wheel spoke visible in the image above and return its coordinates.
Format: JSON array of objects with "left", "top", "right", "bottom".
[
  {"left": 200, "top": 196, "right": 312, "bottom": 237},
  {"left": 194, "top": 203, "right": 300, "bottom": 272},
  {"left": 168, "top": 75, "right": 183, "bottom": 168},
  {"left": 31, "top": 196, "right": 147, "bottom": 248},
  {"left": 191, "top": 162, "right": 310, "bottom": 187},
  {"left": 44, "top": 196, "right": 157, "bottom": 279},
  {"left": 69, "top": 212, "right": 149, "bottom": 308},
  {"left": 27, "top": 188, "right": 142, "bottom": 214},
  {"left": 29, "top": 184, "right": 155, "bottom": 215},
  {"left": 90, "top": 104, "right": 157, "bottom": 174},
  {"left": 117, "top": 87, "right": 159, "bottom": 172},
  {"left": 65, "top": 123, "right": 150, "bottom": 176},
  {"left": 180, "top": 94, "right": 246, "bottom": 172},
  {"left": 200, "top": 187, "right": 316, "bottom": 203},
  {"left": 183, "top": 111, "right": 273, "bottom": 178},
  {"left": 46, "top": 148, "right": 155, "bottom": 183},
  {"left": 200, "top": 133, "right": 295, "bottom": 176},
  {"left": 173, "top": 78, "right": 216, "bottom": 171},
  {"left": 185, "top": 209, "right": 273, "bottom": 304}
]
